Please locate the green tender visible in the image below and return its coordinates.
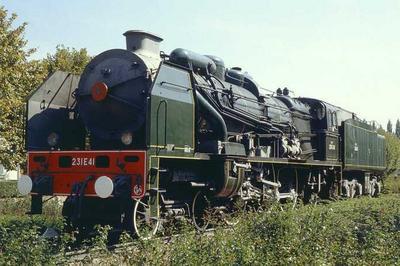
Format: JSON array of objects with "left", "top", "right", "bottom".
[{"left": 343, "top": 119, "right": 385, "bottom": 170}]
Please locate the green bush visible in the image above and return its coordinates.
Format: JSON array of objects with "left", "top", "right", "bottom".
[
  {"left": 110, "top": 195, "right": 400, "bottom": 265},
  {"left": 384, "top": 175, "right": 400, "bottom": 193},
  {"left": 0, "top": 196, "right": 63, "bottom": 217},
  {"left": 1, "top": 195, "right": 400, "bottom": 265},
  {"left": 0, "top": 181, "right": 19, "bottom": 198},
  {"left": 0, "top": 197, "right": 64, "bottom": 264},
  {"left": 379, "top": 130, "right": 400, "bottom": 177},
  {"left": 0, "top": 197, "right": 30, "bottom": 216},
  {"left": 0, "top": 215, "right": 63, "bottom": 265}
]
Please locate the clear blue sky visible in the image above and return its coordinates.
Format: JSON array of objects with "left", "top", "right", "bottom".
[{"left": 2, "top": 0, "right": 400, "bottom": 127}]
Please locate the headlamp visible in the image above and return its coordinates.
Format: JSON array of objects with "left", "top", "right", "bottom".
[
  {"left": 121, "top": 132, "right": 133, "bottom": 145},
  {"left": 47, "top": 132, "right": 59, "bottom": 147}
]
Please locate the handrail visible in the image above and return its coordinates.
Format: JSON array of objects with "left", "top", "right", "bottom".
[{"left": 156, "top": 100, "right": 168, "bottom": 155}]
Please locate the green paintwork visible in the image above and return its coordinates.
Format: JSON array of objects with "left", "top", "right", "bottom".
[
  {"left": 343, "top": 119, "right": 385, "bottom": 170},
  {"left": 149, "top": 95, "right": 194, "bottom": 150},
  {"left": 314, "top": 131, "right": 339, "bottom": 161},
  {"left": 147, "top": 63, "right": 195, "bottom": 153},
  {"left": 145, "top": 63, "right": 196, "bottom": 214}
]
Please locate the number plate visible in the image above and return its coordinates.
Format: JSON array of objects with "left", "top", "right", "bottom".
[{"left": 71, "top": 157, "right": 95, "bottom": 166}]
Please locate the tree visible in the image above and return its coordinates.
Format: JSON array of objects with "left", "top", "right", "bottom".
[
  {"left": 387, "top": 120, "right": 393, "bottom": 133},
  {"left": 42, "top": 45, "right": 91, "bottom": 76},
  {"left": 377, "top": 128, "right": 400, "bottom": 177},
  {"left": 396, "top": 119, "right": 400, "bottom": 139},
  {"left": 0, "top": 7, "right": 91, "bottom": 170},
  {"left": 0, "top": 6, "right": 47, "bottom": 169},
  {"left": 372, "top": 121, "right": 376, "bottom": 131},
  {"left": 383, "top": 132, "right": 400, "bottom": 177}
]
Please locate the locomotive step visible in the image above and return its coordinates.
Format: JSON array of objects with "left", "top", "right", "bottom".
[
  {"left": 189, "top": 182, "right": 207, "bottom": 187},
  {"left": 150, "top": 188, "right": 167, "bottom": 193},
  {"left": 150, "top": 167, "right": 168, "bottom": 175}
]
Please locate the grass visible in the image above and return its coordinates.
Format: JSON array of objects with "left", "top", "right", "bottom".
[
  {"left": 1, "top": 183, "right": 400, "bottom": 265},
  {"left": 0, "top": 196, "right": 64, "bottom": 265},
  {"left": 119, "top": 194, "right": 400, "bottom": 265}
]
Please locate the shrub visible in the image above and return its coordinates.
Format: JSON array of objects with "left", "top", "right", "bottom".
[
  {"left": 384, "top": 175, "right": 400, "bottom": 193},
  {"left": 0, "top": 215, "right": 63, "bottom": 265},
  {"left": 2, "top": 195, "right": 400, "bottom": 265},
  {"left": 0, "top": 181, "right": 19, "bottom": 198},
  {"left": 76, "top": 195, "right": 400, "bottom": 265}
]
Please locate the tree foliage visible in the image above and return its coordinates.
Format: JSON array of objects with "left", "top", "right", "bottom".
[
  {"left": 0, "top": 6, "right": 91, "bottom": 170},
  {"left": 42, "top": 45, "right": 91, "bottom": 75},
  {"left": 0, "top": 6, "right": 47, "bottom": 169},
  {"left": 386, "top": 119, "right": 393, "bottom": 133},
  {"left": 378, "top": 129, "right": 400, "bottom": 176},
  {"left": 395, "top": 119, "right": 400, "bottom": 139}
]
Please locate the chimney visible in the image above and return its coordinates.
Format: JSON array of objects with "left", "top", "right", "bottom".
[{"left": 123, "top": 30, "right": 163, "bottom": 58}]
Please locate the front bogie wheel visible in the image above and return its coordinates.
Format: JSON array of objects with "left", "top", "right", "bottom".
[{"left": 133, "top": 196, "right": 161, "bottom": 239}]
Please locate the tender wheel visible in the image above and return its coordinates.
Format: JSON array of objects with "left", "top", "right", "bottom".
[
  {"left": 133, "top": 196, "right": 160, "bottom": 239},
  {"left": 283, "top": 189, "right": 299, "bottom": 209},
  {"left": 192, "top": 191, "right": 211, "bottom": 231},
  {"left": 309, "top": 193, "right": 320, "bottom": 206},
  {"left": 371, "top": 183, "right": 380, "bottom": 197},
  {"left": 369, "top": 178, "right": 381, "bottom": 197}
]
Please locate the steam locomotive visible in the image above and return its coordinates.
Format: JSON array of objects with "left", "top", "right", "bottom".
[{"left": 20, "top": 30, "right": 385, "bottom": 237}]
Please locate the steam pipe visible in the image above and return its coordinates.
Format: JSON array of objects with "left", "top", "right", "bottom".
[{"left": 195, "top": 91, "right": 227, "bottom": 141}]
